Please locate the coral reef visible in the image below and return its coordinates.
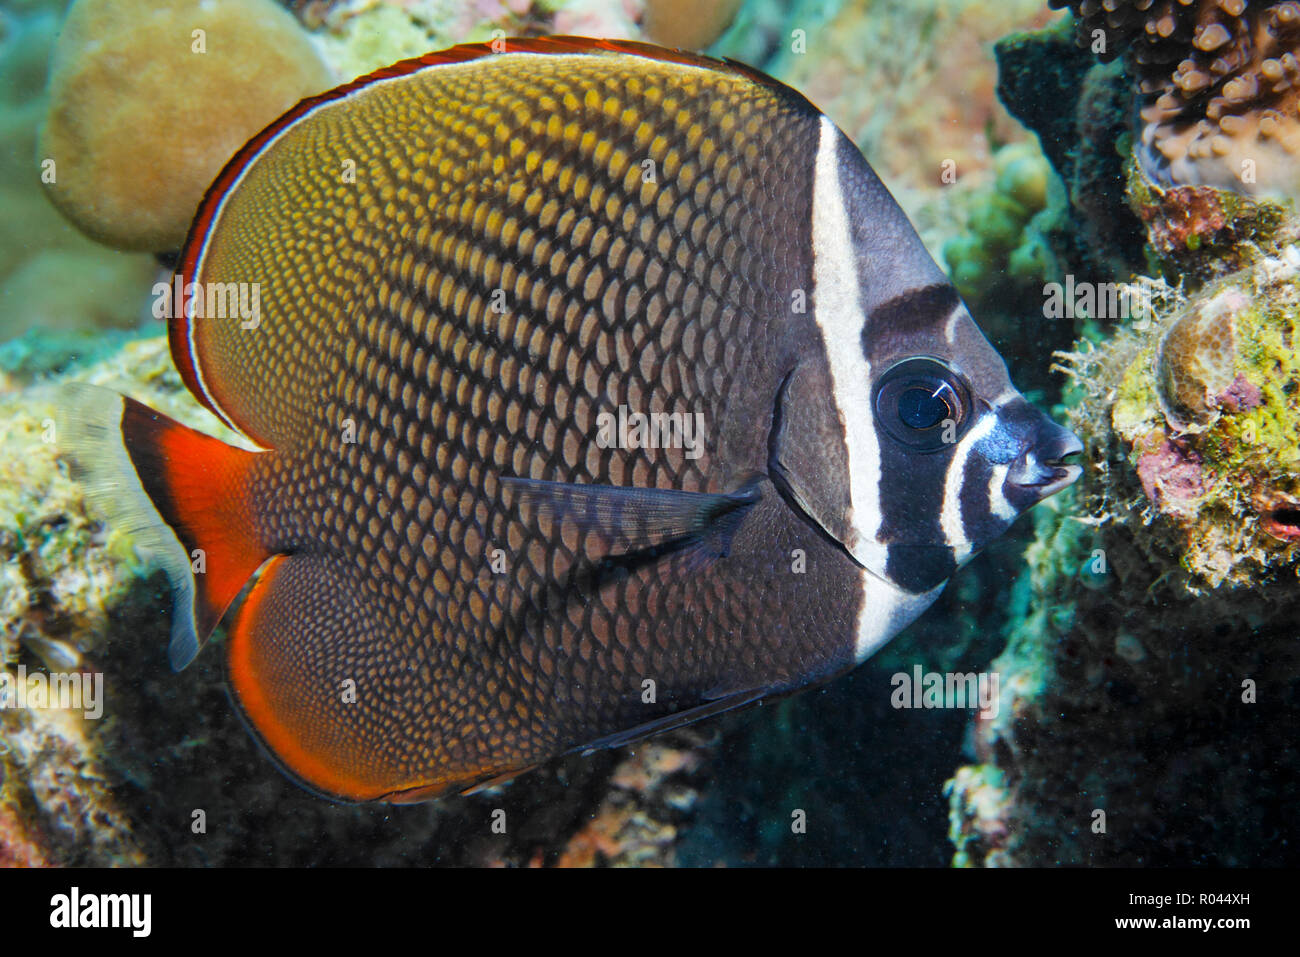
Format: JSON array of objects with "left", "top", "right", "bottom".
[
  {"left": 943, "top": 142, "right": 1058, "bottom": 315},
  {"left": 996, "top": 16, "right": 1296, "bottom": 286},
  {"left": 553, "top": 735, "right": 711, "bottom": 866},
  {"left": 944, "top": 764, "right": 1012, "bottom": 867},
  {"left": 780, "top": 0, "right": 1053, "bottom": 194},
  {"left": 1107, "top": 255, "right": 1300, "bottom": 584},
  {"left": 1050, "top": 0, "right": 1300, "bottom": 198},
  {"left": 1126, "top": 160, "right": 1294, "bottom": 282},
  {"left": 0, "top": 323, "right": 161, "bottom": 382},
  {"left": 0, "top": 801, "right": 51, "bottom": 867},
  {"left": 9, "top": 0, "right": 1294, "bottom": 870},
  {"left": 641, "top": 0, "right": 743, "bottom": 50},
  {"left": 39, "top": 0, "right": 336, "bottom": 252},
  {"left": 944, "top": 2, "right": 1300, "bottom": 869},
  {"left": 946, "top": 247, "right": 1300, "bottom": 866},
  {"left": 299, "top": 1, "right": 647, "bottom": 82}
]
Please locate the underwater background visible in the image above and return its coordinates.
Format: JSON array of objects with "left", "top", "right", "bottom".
[{"left": 1, "top": 0, "right": 1297, "bottom": 866}]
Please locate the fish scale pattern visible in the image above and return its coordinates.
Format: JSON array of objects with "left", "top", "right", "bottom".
[{"left": 184, "top": 48, "right": 861, "bottom": 800}]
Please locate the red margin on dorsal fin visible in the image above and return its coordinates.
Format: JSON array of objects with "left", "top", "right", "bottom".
[{"left": 171, "top": 36, "right": 802, "bottom": 422}]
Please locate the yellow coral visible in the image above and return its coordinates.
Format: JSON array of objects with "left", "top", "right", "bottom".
[{"left": 38, "top": 0, "right": 335, "bottom": 251}]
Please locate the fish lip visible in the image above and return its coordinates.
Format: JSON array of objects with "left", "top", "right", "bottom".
[{"left": 1013, "top": 462, "right": 1082, "bottom": 498}]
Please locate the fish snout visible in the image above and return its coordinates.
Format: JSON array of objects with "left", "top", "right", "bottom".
[{"left": 1006, "top": 418, "right": 1083, "bottom": 499}]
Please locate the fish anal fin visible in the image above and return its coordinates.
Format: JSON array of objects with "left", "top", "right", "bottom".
[
  {"left": 228, "top": 553, "right": 392, "bottom": 803},
  {"left": 577, "top": 687, "right": 772, "bottom": 755},
  {"left": 225, "top": 552, "right": 506, "bottom": 804}
]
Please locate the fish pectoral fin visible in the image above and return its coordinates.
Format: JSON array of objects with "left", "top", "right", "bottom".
[
  {"left": 502, "top": 476, "right": 761, "bottom": 569},
  {"left": 575, "top": 686, "right": 773, "bottom": 755}
]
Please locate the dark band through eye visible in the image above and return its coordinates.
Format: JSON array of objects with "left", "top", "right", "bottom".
[{"left": 873, "top": 358, "right": 970, "bottom": 451}]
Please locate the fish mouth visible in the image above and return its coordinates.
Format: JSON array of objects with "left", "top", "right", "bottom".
[
  {"left": 1007, "top": 431, "right": 1084, "bottom": 499},
  {"left": 1026, "top": 461, "right": 1083, "bottom": 498}
]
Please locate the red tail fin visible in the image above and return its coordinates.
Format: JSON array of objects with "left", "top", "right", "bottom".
[{"left": 62, "top": 385, "right": 269, "bottom": 669}]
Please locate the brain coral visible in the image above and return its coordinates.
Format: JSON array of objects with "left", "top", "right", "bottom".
[
  {"left": 1051, "top": 0, "right": 1300, "bottom": 196},
  {"left": 39, "top": 0, "right": 335, "bottom": 252},
  {"left": 1154, "top": 284, "right": 1249, "bottom": 431}
]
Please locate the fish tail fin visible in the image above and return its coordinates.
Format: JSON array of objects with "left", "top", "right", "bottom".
[{"left": 60, "top": 383, "right": 268, "bottom": 670}]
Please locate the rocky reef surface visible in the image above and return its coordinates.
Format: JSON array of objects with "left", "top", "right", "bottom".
[{"left": 945, "top": 5, "right": 1300, "bottom": 867}]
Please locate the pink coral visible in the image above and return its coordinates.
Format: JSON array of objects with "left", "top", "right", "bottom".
[
  {"left": 1215, "top": 373, "right": 1263, "bottom": 413},
  {"left": 1135, "top": 435, "right": 1208, "bottom": 508}
]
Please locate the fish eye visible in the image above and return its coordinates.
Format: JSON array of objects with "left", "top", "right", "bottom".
[{"left": 873, "top": 357, "right": 970, "bottom": 451}]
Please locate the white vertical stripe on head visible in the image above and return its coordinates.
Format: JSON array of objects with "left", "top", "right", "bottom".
[
  {"left": 939, "top": 411, "right": 999, "bottom": 561},
  {"left": 988, "top": 463, "right": 1017, "bottom": 522},
  {"left": 810, "top": 116, "right": 881, "bottom": 556},
  {"left": 808, "top": 119, "right": 942, "bottom": 663},
  {"left": 944, "top": 307, "right": 963, "bottom": 344}
]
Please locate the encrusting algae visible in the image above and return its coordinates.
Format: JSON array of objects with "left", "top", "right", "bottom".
[{"left": 1112, "top": 257, "right": 1300, "bottom": 580}]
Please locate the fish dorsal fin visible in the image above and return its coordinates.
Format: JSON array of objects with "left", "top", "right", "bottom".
[
  {"left": 362, "top": 36, "right": 778, "bottom": 79},
  {"left": 171, "top": 36, "right": 820, "bottom": 449}
]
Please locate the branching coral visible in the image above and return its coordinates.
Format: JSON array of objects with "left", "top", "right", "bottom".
[{"left": 1051, "top": 0, "right": 1300, "bottom": 196}]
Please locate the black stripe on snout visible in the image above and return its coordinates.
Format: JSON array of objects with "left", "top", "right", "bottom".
[{"left": 861, "top": 283, "right": 960, "bottom": 357}]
